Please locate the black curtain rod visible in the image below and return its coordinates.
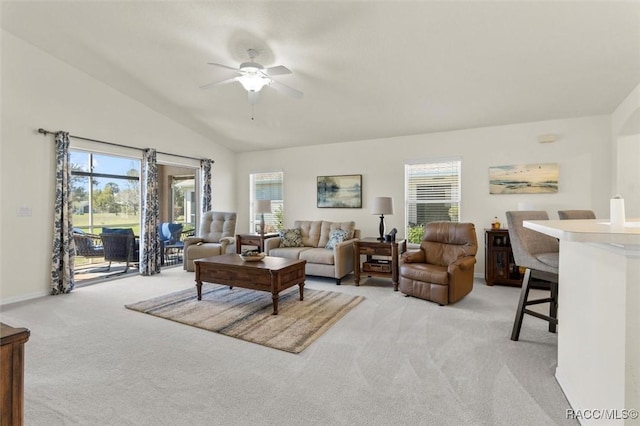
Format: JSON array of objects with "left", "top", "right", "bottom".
[{"left": 38, "top": 128, "right": 213, "bottom": 163}]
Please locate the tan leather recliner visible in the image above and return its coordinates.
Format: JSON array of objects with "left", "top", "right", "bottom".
[
  {"left": 399, "top": 222, "right": 478, "bottom": 305},
  {"left": 183, "top": 211, "right": 237, "bottom": 271}
]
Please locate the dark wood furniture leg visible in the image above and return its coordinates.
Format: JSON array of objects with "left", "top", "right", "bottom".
[{"left": 196, "top": 279, "right": 202, "bottom": 300}]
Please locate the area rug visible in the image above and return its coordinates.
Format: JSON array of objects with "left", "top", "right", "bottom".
[{"left": 125, "top": 285, "right": 364, "bottom": 353}]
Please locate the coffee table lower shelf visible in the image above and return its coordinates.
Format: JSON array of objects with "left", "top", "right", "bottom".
[{"left": 194, "top": 254, "right": 306, "bottom": 315}]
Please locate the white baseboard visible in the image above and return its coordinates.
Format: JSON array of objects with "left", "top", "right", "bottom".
[{"left": 0, "top": 290, "right": 49, "bottom": 306}]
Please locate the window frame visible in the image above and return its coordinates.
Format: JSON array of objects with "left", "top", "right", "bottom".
[
  {"left": 404, "top": 157, "right": 462, "bottom": 244},
  {"left": 70, "top": 149, "right": 142, "bottom": 235},
  {"left": 249, "top": 171, "right": 284, "bottom": 234}
]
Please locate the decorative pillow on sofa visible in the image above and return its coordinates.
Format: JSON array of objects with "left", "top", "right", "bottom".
[
  {"left": 279, "top": 228, "right": 304, "bottom": 247},
  {"left": 325, "top": 229, "right": 349, "bottom": 250}
]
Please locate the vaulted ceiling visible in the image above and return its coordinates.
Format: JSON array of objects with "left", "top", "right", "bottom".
[{"left": 2, "top": 1, "right": 639, "bottom": 152}]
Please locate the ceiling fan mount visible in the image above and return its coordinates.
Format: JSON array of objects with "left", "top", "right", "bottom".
[
  {"left": 200, "top": 48, "right": 303, "bottom": 105},
  {"left": 238, "top": 49, "right": 264, "bottom": 73}
]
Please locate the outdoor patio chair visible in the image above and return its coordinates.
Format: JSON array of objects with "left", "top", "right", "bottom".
[
  {"left": 158, "top": 222, "right": 185, "bottom": 265},
  {"left": 101, "top": 228, "right": 139, "bottom": 273},
  {"left": 72, "top": 229, "right": 104, "bottom": 259}
]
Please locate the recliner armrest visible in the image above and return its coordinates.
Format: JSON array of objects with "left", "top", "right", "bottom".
[
  {"left": 219, "top": 236, "right": 235, "bottom": 245},
  {"left": 448, "top": 256, "right": 476, "bottom": 273},
  {"left": 401, "top": 249, "right": 426, "bottom": 264},
  {"left": 183, "top": 236, "right": 204, "bottom": 251}
]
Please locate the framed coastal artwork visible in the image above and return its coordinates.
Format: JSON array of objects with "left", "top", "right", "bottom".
[
  {"left": 317, "top": 174, "right": 362, "bottom": 208},
  {"left": 489, "top": 163, "right": 559, "bottom": 194}
]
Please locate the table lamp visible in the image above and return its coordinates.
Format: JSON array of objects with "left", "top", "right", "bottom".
[
  {"left": 255, "top": 200, "right": 272, "bottom": 236},
  {"left": 371, "top": 197, "right": 394, "bottom": 241}
]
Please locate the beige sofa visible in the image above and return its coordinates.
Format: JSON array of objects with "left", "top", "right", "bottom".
[
  {"left": 183, "top": 211, "right": 237, "bottom": 272},
  {"left": 264, "top": 220, "right": 360, "bottom": 285}
]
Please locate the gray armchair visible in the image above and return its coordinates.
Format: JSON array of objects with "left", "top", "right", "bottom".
[
  {"left": 506, "top": 211, "right": 559, "bottom": 341},
  {"left": 183, "top": 211, "right": 237, "bottom": 272}
]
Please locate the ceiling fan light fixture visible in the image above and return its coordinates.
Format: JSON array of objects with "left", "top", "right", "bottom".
[{"left": 237, "top": 74, "right": 271, "bottom": 92}]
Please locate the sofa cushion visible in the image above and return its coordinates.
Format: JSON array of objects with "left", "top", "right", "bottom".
[
  {"left": 102, "top": 227, "right": 134, "bottom": 236},
  {"left": 186, "top": 242, "right": 223, "bottom": 259},
  {"left": 269, "top": 247, "right": 310, "bottom": 260},
  {"left": 299, "top": 248, "right": 335, "bottom": 265},
  {"left": 325, "top": 229, "right": 349, "bottom": 249},
  {"left": 278, "top": 228, "right": 304, "bottom": 247},
  {"left": 318, "top": 221, "right": 356, "bottom": 248},
  {"left": 293, "top": 220, "right": 322, "bottom": 247}
]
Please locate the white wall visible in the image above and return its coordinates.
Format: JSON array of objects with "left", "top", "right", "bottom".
[
  {"left": 617, "top": 134, "right": 640, "bottom": 218},
  {"left": 0, "top": 31, "right": 236, "bottom": 302},
  {"left": 237, "top": 115, "right": 612, "bottom": 277},
  {"left": 612, "top": 82, "right": 640, "bottom": 218},
  {"left": 0, "top": 25, "right": 622, "bottom": 301}
]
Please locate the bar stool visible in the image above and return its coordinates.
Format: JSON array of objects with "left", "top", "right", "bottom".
[
  {"left": 558, "top": 210, "right": 595, "bottom": 220},
  {"left": 506, "top": 211, "right": 559, "bottom": 341}
]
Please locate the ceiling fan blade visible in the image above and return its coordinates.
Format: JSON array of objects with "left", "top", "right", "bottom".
[
  {"left": 199, "top": 77, "right": 238, "bottom": 90},
  {"left": 207, "top": 62, "right": 241, "bottom": 73},
  {"left": 269, "top": 79, "right": 303, "bottom": 99},
  {"left": 264, "top": 65, "right": 292, "bottom": 76}
]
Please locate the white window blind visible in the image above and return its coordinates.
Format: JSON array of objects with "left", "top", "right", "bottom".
[
  {"left": 250, "top": 171, "right": 283, "bottom": 233},
  {"left": 405, "top": 159, "right": 461, "bottom": 243}
]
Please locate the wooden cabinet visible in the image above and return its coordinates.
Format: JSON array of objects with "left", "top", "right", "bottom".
[
  {"left": 484, "top": 229, "right": 523, "bottom": 286},
  {"left": 354, "top": 238, "right": 406, "bottom": 290},
  {"left": 1, "top": 323, "right": 30, "bottom": 426}
]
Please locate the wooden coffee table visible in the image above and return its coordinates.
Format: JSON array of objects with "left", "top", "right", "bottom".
[{"left": 194, "top": 254, "right": 306, "bottom": 315}]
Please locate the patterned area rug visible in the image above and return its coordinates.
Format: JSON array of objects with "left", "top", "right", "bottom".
[{"left": 125, "top": 285, "right": 364, "bottom": 353}]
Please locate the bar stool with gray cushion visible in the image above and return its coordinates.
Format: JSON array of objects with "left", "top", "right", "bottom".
[
  {"left": 506, "top": 211, "right": 559, "bottom": 341},
  {"left": 557, "top": 210, "right": 596, "bottom": 220}
]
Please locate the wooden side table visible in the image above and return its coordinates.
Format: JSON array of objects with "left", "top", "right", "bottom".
[
  {"left": 236, "top": 233, "right": 279, "bottom": 254},
  {"left": 1, "top": 323, "right": 30, "bottom": 426},
  {"left": 354, "top": 237, "right": 406, "bottom": 290},
  {"left": 484, "top": 228, "right": 523, "bottom": 286}
]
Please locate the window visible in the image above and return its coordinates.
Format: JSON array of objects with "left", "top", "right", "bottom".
[
  {"left": 250, "top": 171, "right": 284, "bottom": 233},
  {"left": 405, "top": 158, "right": 461, "bottom": 243},
  {"left": 170, "top": 174, "right": 196, "bottom": 226},
  {"left": 70, "top": 151, "right": 141, "bottom": 235}
]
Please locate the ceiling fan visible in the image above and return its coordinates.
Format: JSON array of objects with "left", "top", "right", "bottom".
[{"left": 200, "top": 49, "right": 303, "bottom": 105}]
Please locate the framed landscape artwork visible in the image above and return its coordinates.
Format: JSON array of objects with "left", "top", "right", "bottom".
[
  {"left": 489, "top": 163, "right": 559, "bottom": 194},
  {"left": 317, "top": 174, "right": 362, "bottom": 208}
]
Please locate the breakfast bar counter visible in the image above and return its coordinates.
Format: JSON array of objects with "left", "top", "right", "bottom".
[{"left": 524, "top": 219, "right": 640, "bottom": 425}]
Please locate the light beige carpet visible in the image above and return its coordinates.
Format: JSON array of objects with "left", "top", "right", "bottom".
[{"left": 125, "top": 284, "right": 364, "bottom": 353}]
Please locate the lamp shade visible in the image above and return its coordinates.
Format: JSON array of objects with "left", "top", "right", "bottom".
[
  {"left": 255, "top": 200, "right": 272, "bottom": 214},
  {"left": 371, "top": 197, "right": 394, "bottom": 215}
]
